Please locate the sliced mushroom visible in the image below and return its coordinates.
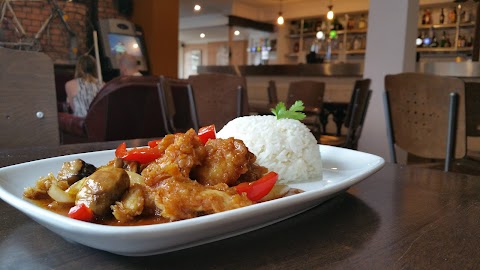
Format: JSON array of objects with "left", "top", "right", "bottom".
[
  {"left": 76, "top": 167, "right": 130, "bottom": 216},
  {"left": 57, "top": 159, "right": 96, "bottom": 185}
]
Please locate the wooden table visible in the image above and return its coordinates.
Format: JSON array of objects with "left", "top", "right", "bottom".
[{"left": 1, "top": 141, "right": 480, "bottom": 269}]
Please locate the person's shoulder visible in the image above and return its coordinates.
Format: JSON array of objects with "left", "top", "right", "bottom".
[{"left": 65, "top": 78, "right": 78, "bottom": 89}]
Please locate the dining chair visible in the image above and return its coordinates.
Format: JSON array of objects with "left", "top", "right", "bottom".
[
  {"left": 464, "top": 82, "right": 480, "bottom": 161},
  {"left": 158, "top": 76, "right": 199, "bottom": 133},
  {"left": 384, "top": 72, "right": 480, "bottom": 175},
  {"left": 319, "top": 79, "right": 371, "bottom": 150},
  {"left": 187, "top": 73, "right": 249, "bottom": 130},
  {"left": 249, "top": 80, "right": 278, "bottom": 115},
  {"left": 286, "top": 80, "right": 325, "bottom": 137},
  {"left": 58, "top": 75, "right": 170, "bottom": 144}
]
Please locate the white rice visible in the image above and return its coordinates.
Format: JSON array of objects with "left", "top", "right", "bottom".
[{"left": 216, "top": 115, "right": 322, "bottom": 184}]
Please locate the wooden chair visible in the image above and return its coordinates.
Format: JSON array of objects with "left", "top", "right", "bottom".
[
  {"left": 0, "top": 47, "right": 60, "bottom": 149},
  {"left": 158, "top": 76, "right": 199, "bottom": 133},
  {"left": 250, "top": 80, "right": 278, "bottom": 115},
  {"left": 319, "top": 79, "right": 372, "bottom": 149},
  {"left": 384, "top": 72, "right": 480, "bottom": 175},
  {"left": 287, "top": 80, "right": 325, "bottom": 137},
  {"left": 58, "top": 76, "right": 170, "bottom": 144},
  {"left": 187, "top": 73, "right": 249, "bottom": 130}
]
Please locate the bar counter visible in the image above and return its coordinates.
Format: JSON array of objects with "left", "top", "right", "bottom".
[{"left": 1, "top": 141, "right": 480, "bottom": 268}]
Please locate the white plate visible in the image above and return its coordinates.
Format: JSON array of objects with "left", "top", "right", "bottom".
[{"left": 0, "top": 145, "right": 384, "bottom": 256}]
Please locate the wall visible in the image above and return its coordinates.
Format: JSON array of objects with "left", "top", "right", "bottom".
[{"left": 0, "top": 0, "right": 127, "bottom": 63}]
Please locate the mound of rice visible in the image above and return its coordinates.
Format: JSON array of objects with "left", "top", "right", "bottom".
[{"left": 216, "top": 115, "right": 322, "bottom": 184}]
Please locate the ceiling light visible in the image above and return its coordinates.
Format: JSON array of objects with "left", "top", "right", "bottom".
[
  {"left": 327, "top": 5, "right": 334, "bottom": 20},
  {"left": 277, "top": 13, "right": 284, "bottom": 25},
  {"left": 234, "top": 30, "right": 240, "bottom": 36},
  {"left": 194, "top": 4, "right": 201, "bottom": 11},
  {"left": 277, "top": 0, "right": 284, "bottom": 25},
  {"left": 200, "top": 33, "right": 205, "bottom": 38}
]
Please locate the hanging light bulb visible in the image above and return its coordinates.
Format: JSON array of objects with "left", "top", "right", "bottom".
[
  {"left": 277, "top": 0, "right": 284, "bottom": 25},
  {"left": 327, "top": 5, "right": 334, "bottom": 20},
  {"left": 277, "top": 12, "right": 284, "bottom": 25}
]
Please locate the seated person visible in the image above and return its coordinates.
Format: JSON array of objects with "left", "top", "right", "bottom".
[
  {"left": 118, "top": 53, "right": 143, "bottom": 76},
  {"left": 65, "top": 55, "right": 104, "bottom": 117}
]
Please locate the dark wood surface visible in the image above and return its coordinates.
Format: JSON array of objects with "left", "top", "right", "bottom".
[{"left": 1, "top": 141, "right": 480, "bottom": 269}]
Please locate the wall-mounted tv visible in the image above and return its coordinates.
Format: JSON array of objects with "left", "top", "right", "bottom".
[
  {"left": 107, "top": 33, "right": 144, "bottom": 57},
  {"left": 98, "top": 18, "right": 150, "bottom": 78}
]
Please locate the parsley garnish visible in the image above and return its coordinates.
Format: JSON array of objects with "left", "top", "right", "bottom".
[{"left": 271, "top": 100, "right": 306, "bottom": 120}]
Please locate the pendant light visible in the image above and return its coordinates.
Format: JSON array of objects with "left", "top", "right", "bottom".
[
  {"left": 327, "top": 5, "right": 334, "bottom": 20},
  {"left": 277, "top": 0, "right": 284, "bottom": 25}
]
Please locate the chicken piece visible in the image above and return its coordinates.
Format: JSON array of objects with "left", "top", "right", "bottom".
[
  {"left": 76, "top": 167, "right": 130, "bottom": 216},
  {"left": 57, "top": 159, "right": 96, "bottom": 185},
  {"left": 142, "top": 129, "right": 206, "bottom": 187},
  {"left": 154, "top": 175, "right": 252, "bottom": 221},
  {"left": 191, "top": 138, "right": 258, "bottom": 186},
  {"left": 111, "top": 183, "right": 145, "bottom": 222},
  {"left": 24, "top": 173, "right": 57, "bottom": 200}
]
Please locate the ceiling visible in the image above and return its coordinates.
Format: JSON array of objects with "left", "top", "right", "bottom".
[{"left": 179, "top": 0, "right": 305, "bottom": 44}]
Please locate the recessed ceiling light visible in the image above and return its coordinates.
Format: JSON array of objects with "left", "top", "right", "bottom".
[
  {"left": 194, "top": 4, "right": 201, "bottom": 11},
  {"left": 200, "top": 33, "right": 205, "bottom": 38},
  {"left": 234, "top": 30, "right": 240, "bottom": 36}
]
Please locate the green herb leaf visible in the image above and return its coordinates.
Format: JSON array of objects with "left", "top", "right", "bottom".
[{"left": 271, "top": 100, "right": 306, "bottom": 120}]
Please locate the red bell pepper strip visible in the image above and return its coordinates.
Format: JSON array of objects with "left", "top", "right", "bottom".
[
  {"left": 122, "top": 148, "right": 163, "bottom": 163},
  {"left": 115, "top": 142, "right": 128, "bottom": 158},
  {"left": 235, "top": 171, "right": 279, "bottom": 202},
  {"left": 115, "top": 142, "right": 163, "bottom": 164},
  {"left": 68, "top": 203, "right": 94, "bottom": 222},
  {"left": 198, "top": 125, "right": 216, "bottom": 144},
  {"left": 148, "top": 139, "right": 162, "bottom": 148}
]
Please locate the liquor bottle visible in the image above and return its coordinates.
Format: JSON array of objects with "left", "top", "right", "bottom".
[
  {"left": 440, "top": 31, "right": 446, "bottom": 47},
  {"left": 358, "top": 14, "right": 367, "bottom": 29},
  {"left": 448, "top": 9, "right": 457, "bottom": 24},
  {"left": 422, "top": 9, "right": 432, "bottom": 24},
  {"left": 430, "top": 34, "right": 438, "bottom": 48},
  {"left": 445, "top": 33, "right": 452, "bottom": 48},
  {"left": 439, "top": 8, "right": 445, "bottom": 24}
]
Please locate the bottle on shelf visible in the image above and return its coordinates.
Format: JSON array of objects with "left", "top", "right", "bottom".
[
  {"left": 445, "top": 32, "right": 452, "bottom": 48},
  {"left": 422, "top": 9, "right": 432, "bottom": 24},
  {"left": 458, "top": 34, "right": 466, "bottom": 48},
  {"left": 430, "top": 28, "right": 438, "bottom": 48},
  {"left": 347, "top": 15, "right": 355, "bottom": 30},
  {"left": 439, "top": 8, "right": 445, "bottom": 24},
  {"left": 448, "top": 8, "right": 457, "bottom": 24},
  {"left": 358, "top": 14, "right": 367, "bottom": 29},
  {"left": 462, "top": 9, "right": 471, "bottom": 23},
  {"left": 440, "top": 31, "right": 447, "bottom": 47}
]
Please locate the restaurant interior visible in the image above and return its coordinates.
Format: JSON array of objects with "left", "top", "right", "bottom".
[
  {"left": 1, "top": 0, "right": 480, "bottom": 170},
  {"left": 2, "top": 0, "right": 480, "bottom": 267}
]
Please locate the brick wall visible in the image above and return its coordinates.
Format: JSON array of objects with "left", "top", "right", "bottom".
[{"left": 0, "top": 0, "right": 127, "bottom": 63}]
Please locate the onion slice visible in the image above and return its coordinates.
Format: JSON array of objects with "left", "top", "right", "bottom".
[{"left": 48, "top": 184, "right": 75, "bottom": 203}]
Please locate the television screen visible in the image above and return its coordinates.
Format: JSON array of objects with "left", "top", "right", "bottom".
[{"left": 107, "top": 33, "right": 144, "bottom": 57}]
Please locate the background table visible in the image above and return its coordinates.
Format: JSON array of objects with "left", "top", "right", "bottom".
[{"left": 1, "top": 141, "right": 480, "bottom": 269}]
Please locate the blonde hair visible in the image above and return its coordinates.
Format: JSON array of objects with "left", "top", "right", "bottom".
[{"left": 75, "top": 55, "right": 98, "bottom": 83}]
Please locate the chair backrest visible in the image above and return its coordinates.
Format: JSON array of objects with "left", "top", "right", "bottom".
[
  {"left": 84, "top": 75, "right": 169, "bottom": 141},
  {"left": 188, "top": 73, "right": 249, "bottom": 129},
  {"left": 385, "top": 72, "right": 467, "bottom": 162},
  {"left": 0, "top": 47, "right": 59, "bottom": 148},
  {"left": 268, "top": 80, "right": 278, "bottom": 104},
  {"left": 464, "top": 82, "right": 480, "bottom": 137},
  {"left": 287, "top": 80, "right": 325, "bottom": 109},
  {"left": 343, "top": 79, "right": 372, "bottom": 149},
  {"left": 159, "top": 76, "right": 199, "bottom": 132}
]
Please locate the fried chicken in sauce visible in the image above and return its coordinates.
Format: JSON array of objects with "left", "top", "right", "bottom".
[{"left": 24, "top": 128, "right": 281, "bottom": 224}]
